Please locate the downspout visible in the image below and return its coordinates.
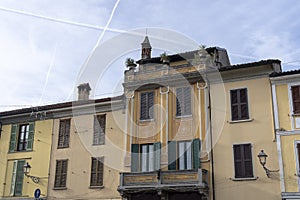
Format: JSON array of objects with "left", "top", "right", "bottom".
[
  {"left": 129, "top": 94, "right": 134, "bottom": 153},
  {"left": 46, "top": 119, "right": 55, "bottom": 199},
  {"left": 271, "top": 83, "right": 285, "bottom": 192},
  {"left": 160, "top": 86, "right": 169, "bottom": 151}
]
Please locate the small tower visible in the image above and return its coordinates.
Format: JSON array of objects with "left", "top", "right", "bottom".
[{"left": 141, "top": 36, "right": 152, "bottom": 59}]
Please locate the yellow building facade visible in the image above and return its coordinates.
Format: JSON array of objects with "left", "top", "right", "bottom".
[
  {"left": 46, "top": 92, "right": 125, "bottom": 200},
  {"left": 271, "top": 70, "right": 300, "bottom": 199},
  {"left": 0, "top": 109, "right": 53, "bottom": 199}
]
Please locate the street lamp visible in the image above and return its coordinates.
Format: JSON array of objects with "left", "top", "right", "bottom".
[
  {"left": 23, "top": 162, "right": 40, "bottom": 183},
  {"left": 257, "top": 150, "right": 279, "bottom": 178}
]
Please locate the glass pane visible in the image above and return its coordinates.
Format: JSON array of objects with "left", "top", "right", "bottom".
[{"left": 149, "top": 145, "right": 154, "bottom": 171}]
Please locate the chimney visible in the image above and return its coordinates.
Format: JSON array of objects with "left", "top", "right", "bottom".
[{"left": 77, "top": 83, "right": 91, "bottom": 101}]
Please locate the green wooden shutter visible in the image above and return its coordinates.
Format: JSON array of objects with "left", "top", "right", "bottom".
[
  {"left": 131, "top": 144, "right": 139, "bottom": 172},
  {"left": 168, "top": 141, "right": 177, "bottom": 170},
  {"left": 26, "top": 122, "right": 35, "bottom": 151},
  {"left": 9, "top": 125, "right": 18, "bottom": 152},
  {"left": 154, "top": 142, "right": 161, "bottom": 170},
  {"left": 192, "top": 139, "right": 201, "bottom": 169},
  {"left": 14, "top": 160, "right": 25, "bottom": 196}
]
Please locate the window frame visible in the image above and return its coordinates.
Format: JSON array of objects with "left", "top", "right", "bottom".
[
  {"left": 57, "top": 119, "right": 71, "bottom": 149},
  {"left": 230, "top": 88, "right": 250, "bottom": 121},
  {"left": 233, "top": 143, "right": 254, "bottom": 179},
  {"left": 10, "top": 160, "right": 25, "bottom": 196},
  {"left": 9, "top": 123, "right": 34, "bottom": 153},
  {"left": 140, "top": 91, "right": 155, "bottom": 121},
  {"left": 93, "top": 114, "right": 106, "bottom": 145},
  {"left": 54, "top": 159, "right": 68, "bottom": 189},
  {"left": 17, "top": 124, "right": 29, "bottom": 151},
  {"left": 90, "top": 157, "right": 104, "bottom": 187},
  {"left": 140, "top": 143, "right": 154, "bottom": 172},
  {"left": 176, "top": 86, "right": 192, "bottom": 117},
  {"left": 291, "top": 85, "right": 300, "bottom": 114}
]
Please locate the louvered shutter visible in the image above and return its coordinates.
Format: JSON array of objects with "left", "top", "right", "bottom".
[
  {"left": 192, "top": 139, "right": 201, "bottom": 169},
  {"left": 243, "top": 144, "right": 253, "bottom": 177},
  {"left": 168, "top": 141, "right": 177, "bottom": 170},
  {"left": 26, "top": 122, "right": 34, "bottom": 151},
  {"left": 184, "top": 87, "right": 192, "bottom": 115},
  {"left": 240, "top": 89, "right": 249, "bottom": 119},
  {"left": 14, "top": 160, "right": 25, "bottom": 196},
  {"left": 140, "top": 93, "right": 147, "bottom": 120},
  {"left": 148, "top": 92, "right": 154, "bottom": 119},
  {"left": 97, "top": 157, "right": 104, "bottom": 186},
  {"left": 176, "top": 88, "right": 183, "bottom": 116},
  {"left": 131, "top": 144, "right": 139, "bottom": 172},
  {"left": 93, "top": 116, "right": 100, "bottom": 144},
  {"left": 292, "top": 86, "right": 300, "bottom": 114},
  {"left": 233, "top": 145, "right": 243, "bottom": 178},
  {"left": 154, "top": 142, "right": 161, "bottom": 170},
  {"left": 99, "top": 115, "right": 106, "bottom": 145},
  {"left": 9, "top": 125, "right": 18, "bottom": 152}
]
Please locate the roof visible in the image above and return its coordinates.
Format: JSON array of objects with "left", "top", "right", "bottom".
[
  {"left": 0, "top": 95, "right": 123, "bottom": 117},
  {"left": 269, "top": 69, "right": 300, "bottom": 77},
  {"left": 141, "top": 36, "right": 152, "bottom": 48},
  {"left": 219, "top": 59, "right": 281, "bottom": 72}
]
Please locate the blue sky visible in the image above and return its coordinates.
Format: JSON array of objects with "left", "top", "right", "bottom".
[{"left": 0, "top": 0, "right": 300, "bottom": 111}]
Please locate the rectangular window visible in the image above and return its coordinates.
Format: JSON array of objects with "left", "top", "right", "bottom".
[
  {"left": 178, "top": 141, "right": 192, "bottom": 170},
  {"left": 131, "top": 143, "right": 161, "bottom": 172},
  {"left": 230, "top": 88, "right": 249, "bottom": 121},
  {"left": 9, "top": 123, "right": 34, "bottom": 152},
  {"left": 292, "top": 85, "right": 300, "bottom": 114},
  {"left": 233, "top": 144, "right": 253, "bottom": 178},
  {"left": 176, "top": 87, "right": 192, "bottom": 116},
  {"left": 93, "top": 115, "right": 106, "bottom": 145},
  {"left": 140, "top": 91, "right": 154, "bottom": 120},
  {"left": 140, "top": 144, "right": 154, "bottom": 172},
  {"left": 90, "top": 157, "right": 104, "bottom": 187},
  {"left": 10, "top": 160, "right": 25, "bottom": 196},
  {"left": 58, "top": 119, "right": 70, "bottom": 148},
  {"left": 54, "top": 159, "right": 68, "bottom": 188},
  {"left": 168, "top": 139, "right": 201, "bottom": 170},
  {"left": 297, "top": 143, "right": 300, "bottom": 174}
]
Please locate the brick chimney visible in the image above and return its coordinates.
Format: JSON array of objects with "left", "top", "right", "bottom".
[{"left": 77, "top": 83, "right": 91, "bottom": 101}]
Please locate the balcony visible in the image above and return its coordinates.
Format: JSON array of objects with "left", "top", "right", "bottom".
[{"left": 118, "top": 169, "right": 208, "bottom": 197}]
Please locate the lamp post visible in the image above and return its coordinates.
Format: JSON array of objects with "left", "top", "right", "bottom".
[
  {"left": 23, "top": 162, "right": 40, "bottom": 183},
  {"left": 257, "top": 150, "right": 279, "bottom": 178}
]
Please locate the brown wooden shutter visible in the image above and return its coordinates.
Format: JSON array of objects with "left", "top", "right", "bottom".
[
  {"left": 54, "top": 159, "right": 68, "bottom": 188},
  {"left": 140, "top": 92, "right": 147, "bottom": 119},
  {"left": 233, "top": 144, "right": 253, "bottom": 178},
  {"left": 240, "top": 89, "right": 249, "bottom": 119},
  {"left": 243, "top": 144, "right": 253, "bottom": 177},
  {"left": 176, "top": 88, "right": 183, "bottom": 116},
  {"left": 90, "top": 157, "right": 104, "bottom": 186},
  {"left": 231, "top": 89, "right": 249, "bottom": 120},
  {"left": 184, "top": 87, "right": 191, "bottom": 115},
  {"left": 233, "top": 145, "right": 243, "bottom": 178},
  {"left": 58, "top": 119, "right": 70, "bottom": 148},
  {"left": 292, "top": 86, "right": 300, "bottom": 114}
]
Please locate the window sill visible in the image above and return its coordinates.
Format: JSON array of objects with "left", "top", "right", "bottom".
[
  {"left": 8, "top": 150, "right": 33, "bottom": 153},
  {"left": 53, "top": 187, "right": 67, "bottom": 190},
  {"left": 292, "top": 113, "right": 300, "bottom": 117},
  {"left": 89, "top": 186, "right": 104, "bottom": 189},
  {"left": 230, "top": 177, "right": 258, "bottom": 181},
  {"left": 139, "top": 118, "right": 155, "bottom": 122},
  {"left": 57, "top": 146, "right": 70, "bottom": 149},
  {"left": 228, "top": 118, "right": 253, "bottom": 124},
  {"left": 175, "top": 115, "right": 192, "bottom": 119},
  {"left": 92, "top": 143, "right": 105, "bottom": 146}
]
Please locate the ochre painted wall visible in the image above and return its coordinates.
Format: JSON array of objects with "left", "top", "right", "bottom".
[
  {"left": 2, "top": 119, "right": 53, "bottom": 198},
  {"left": 212, "top": 77, "right": 281, "bottom": 200}
]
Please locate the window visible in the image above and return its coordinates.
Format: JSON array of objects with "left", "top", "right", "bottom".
[
  {"left": 140, "top": 91, "right": 154, "bottom": 120},
  {"left": 90, "top": 157, "right": 104, "bottom": 187},
  {"left": 54, "top": 159, "right": 68, "bottom": 188},
  {"left": 58, "top": 119, "right": 70, "bottom": 148},
  {"left": 140, "top": 144, "right": 154, "bottom": 172},
  {"left": 10, "top": 160, "right": 25, "bottom": 196},
  {"left": 93, "top": 115, "right": 106, "bottom": 145},
  {"left": 131, "top": 142, "right": 161, "bottom": 172},
  {"left": 178, "top": 141, "right": 192, "bottom": 170},
  {"left": 176, "top": 87, "right": 192, "bottom": 116},
  {"left": 292, "top": 85, "right": 300, "bottom": 114},
  {"left": 9, "top": 123, "right": 34, "bottom": 152},
  {"left": 168, "top": 139, "right": 200, "bottom": 170},
  {"left": 230, "top": 88, "right": 249, "bottom": 121},
  {"left": 296, "top": 143, "right": 300, "bottom": 174},
  {"left": 233, "top": 144, "right": 253, "bottom": 178}
]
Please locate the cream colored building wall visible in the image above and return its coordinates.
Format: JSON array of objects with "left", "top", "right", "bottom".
[
  {"left": 212, "top": 77, "right": 281, "bottom": 200},
  {"left": 48, "top": 110, "right": 125, "bottom": 200},
  {"left": 276, "top": 84, "right": 292, "bottom": 131},
  {"left": 0, "top": 124, "right": 10, "bottom": 197},
  {"left": 280, "top": 134, "right": 300, "bottom": 192},
  {"left": 2, "top": 119, "right": 53, "bottom": 198}
]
